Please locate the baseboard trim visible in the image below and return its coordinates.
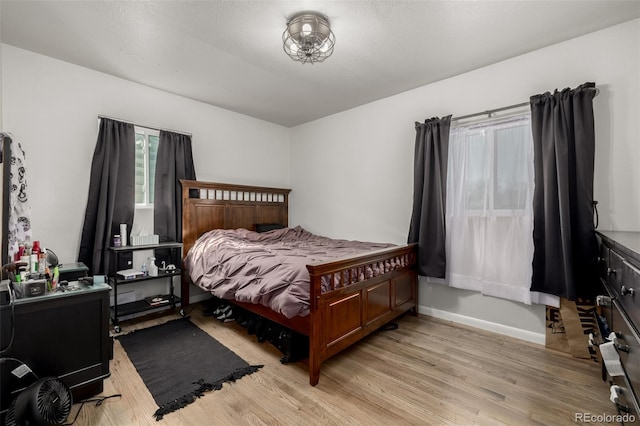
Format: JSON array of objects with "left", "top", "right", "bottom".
[
  {"left": 185, "top": 296, "right": 546, "bottom": 344},
  {"left": 418, "top": 305, "right": 545, "bottom": 345}
]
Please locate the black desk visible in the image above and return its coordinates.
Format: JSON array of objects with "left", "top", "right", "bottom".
[{"left": 0, "top": 282, "right": 111, "bottom": 416}]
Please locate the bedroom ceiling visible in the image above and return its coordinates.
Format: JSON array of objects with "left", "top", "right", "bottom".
[{"left": 2, "top": 1, "right": 639, "bottom": 127}]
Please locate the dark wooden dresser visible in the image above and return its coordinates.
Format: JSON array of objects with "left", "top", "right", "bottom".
[{"left": 597, "top": 231, "right": 640, "bottom": 422}]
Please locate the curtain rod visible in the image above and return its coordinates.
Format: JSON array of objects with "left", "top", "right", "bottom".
[
  {"left": 98, "top": 115, "right": 192, "bottom": 137},
  {"left": 451, "top": 87, "right": 600, "bottom": 122},
  {"left": 452, "top": 101, "right": 529, "bottom": 122}
]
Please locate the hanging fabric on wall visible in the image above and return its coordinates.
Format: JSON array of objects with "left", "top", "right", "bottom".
[
  {"left": 153, "top": 130, "right": 196, "bottom": 264},
  {"left": 408, "top": 116, "right": 451, "bottom": 278},
  {"left": 153, "top": 130, "right": 196, "bottom": 243},
  {"left": 529, "top": 82, "right": 599, "bottom": 300},
  {"left": 78, "top": 118, "right": 135, "bottom": 275},
  {"left": 444, "top": 114, "right": 557, "bottom": 306},
  {"left": 1, "top": 133, "right": 33, "bottom": 260}
]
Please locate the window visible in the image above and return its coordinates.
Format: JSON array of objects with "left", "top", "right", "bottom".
[
  {"left": 457, "top": 115, "right": 532, "bottom": 214},
  {"left": 135, "top": 128, "right": 159, "bottom": 206},
  {"left": 445, "top": 113, "right": 540, "bottom": 305}
]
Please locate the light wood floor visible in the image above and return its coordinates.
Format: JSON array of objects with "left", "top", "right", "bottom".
[{"left": 67, "top": 304, "right": 617, "bottom": 425}]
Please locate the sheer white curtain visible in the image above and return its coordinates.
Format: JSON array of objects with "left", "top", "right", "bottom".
[{"left": 445, "top": 113, "right": 558, "bottom": 306}]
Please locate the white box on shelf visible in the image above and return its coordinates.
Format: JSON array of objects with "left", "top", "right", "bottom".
[
  {"left": 130, "top": 234, "right": 160, "bottom": 246},
  {"left": 116, "top": 269, "right": 145, "bottom": 280}
]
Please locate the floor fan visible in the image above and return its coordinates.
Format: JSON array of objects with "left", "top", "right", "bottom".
[{"left": 5, "top": 377, "right": 72, "bottom": 426}]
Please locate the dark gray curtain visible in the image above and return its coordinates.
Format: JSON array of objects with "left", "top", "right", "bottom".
[
  {"left": 530, "top": 82, "right": 599, "bottom": 300},
  {"left": 78, "top": 118, "right": 135, "bottom": 275},
  {"left": 153, "top": 131, "right": 196, "bottom": 250},
  {"left": 408, "top": 116, "right": 451, "bottom": 278}
]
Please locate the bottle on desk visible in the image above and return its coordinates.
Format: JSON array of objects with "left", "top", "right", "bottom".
[
  {"left": 148, "top": 257, "right": 158, "bottom": 277},
  {"left": 38, "top": 247, "right": 47, "bottom": 274},
  {"left": 120, "top": 224, "right": 127, "bottom": 247},
  {"left": 28, "top": 241, "right": 39, "bottom": 273}
]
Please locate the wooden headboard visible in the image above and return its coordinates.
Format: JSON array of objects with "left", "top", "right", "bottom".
[{"left": 180, "top": 180, "right": 291, "bottom": 258}]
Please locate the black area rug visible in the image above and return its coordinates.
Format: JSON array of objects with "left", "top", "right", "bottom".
[{"left": 117, "top": 317, "right": 263, "bottom": 420}]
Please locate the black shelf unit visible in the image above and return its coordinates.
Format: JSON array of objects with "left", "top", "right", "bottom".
[{"left": 109, "top": 241, "right": 183, "bottom": 332}]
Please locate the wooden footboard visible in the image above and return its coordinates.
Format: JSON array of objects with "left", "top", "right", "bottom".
[{"left": 306, "top": 243, "right": 418, "bottom": 385}]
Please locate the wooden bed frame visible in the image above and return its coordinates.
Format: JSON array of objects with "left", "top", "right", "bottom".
[{"left": 180, "top": 180, "right": 418, "bottom": 385}]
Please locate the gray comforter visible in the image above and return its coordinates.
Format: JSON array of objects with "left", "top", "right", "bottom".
[{"left": 184, "top": 226, "right": 394, "bottom": 318}]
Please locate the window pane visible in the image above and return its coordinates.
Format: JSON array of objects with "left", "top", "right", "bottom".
[
  {"left": 135, "top": 133, "right": 146, "bottom": 204},
  {"left": 494, "top": 125, "right": 531, "bottom": 210},
  {"left": 464, "top": 133, "right": 488, "bottom": 210},
  {"left": 148, "top": 135, "right": 159, "bottom": 204}
]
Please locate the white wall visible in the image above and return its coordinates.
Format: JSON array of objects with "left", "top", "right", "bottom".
[
  {"left": 290, "top": 19, "right": 640, "bottom": 342},
  {"left": 1, "top": 44, "right": 290, "bottom": 304},
  {"left": 3, "top": 19, "right": 638, "bottom": 340}
]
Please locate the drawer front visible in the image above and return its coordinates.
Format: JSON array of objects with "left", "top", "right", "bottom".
[
  {"left": 608, "top": 250, "right": 624, "bottom": 295},
  {"left": 620, "top": 259, "right": 640, "bottom": 328},
  {"left": 609, "top": 374, "right": 640, "bottom": 423},
  {"left": 596, "top": 278, "right": 614, "bottom": 342},
  {"left": 611, "top": 300, "right": 640, "bottom": 408},
  {"left": 599, "top": 243, "right": 610, "bottom": 280}
]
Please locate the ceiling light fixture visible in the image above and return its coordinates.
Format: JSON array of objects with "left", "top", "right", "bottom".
[{"left": 283, "top": 11, "right": 335, "bottom": 64}]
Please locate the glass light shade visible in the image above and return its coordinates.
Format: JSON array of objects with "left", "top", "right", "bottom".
[{"left": 283, "top": 12, "right": 335, "bottom": 64}]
